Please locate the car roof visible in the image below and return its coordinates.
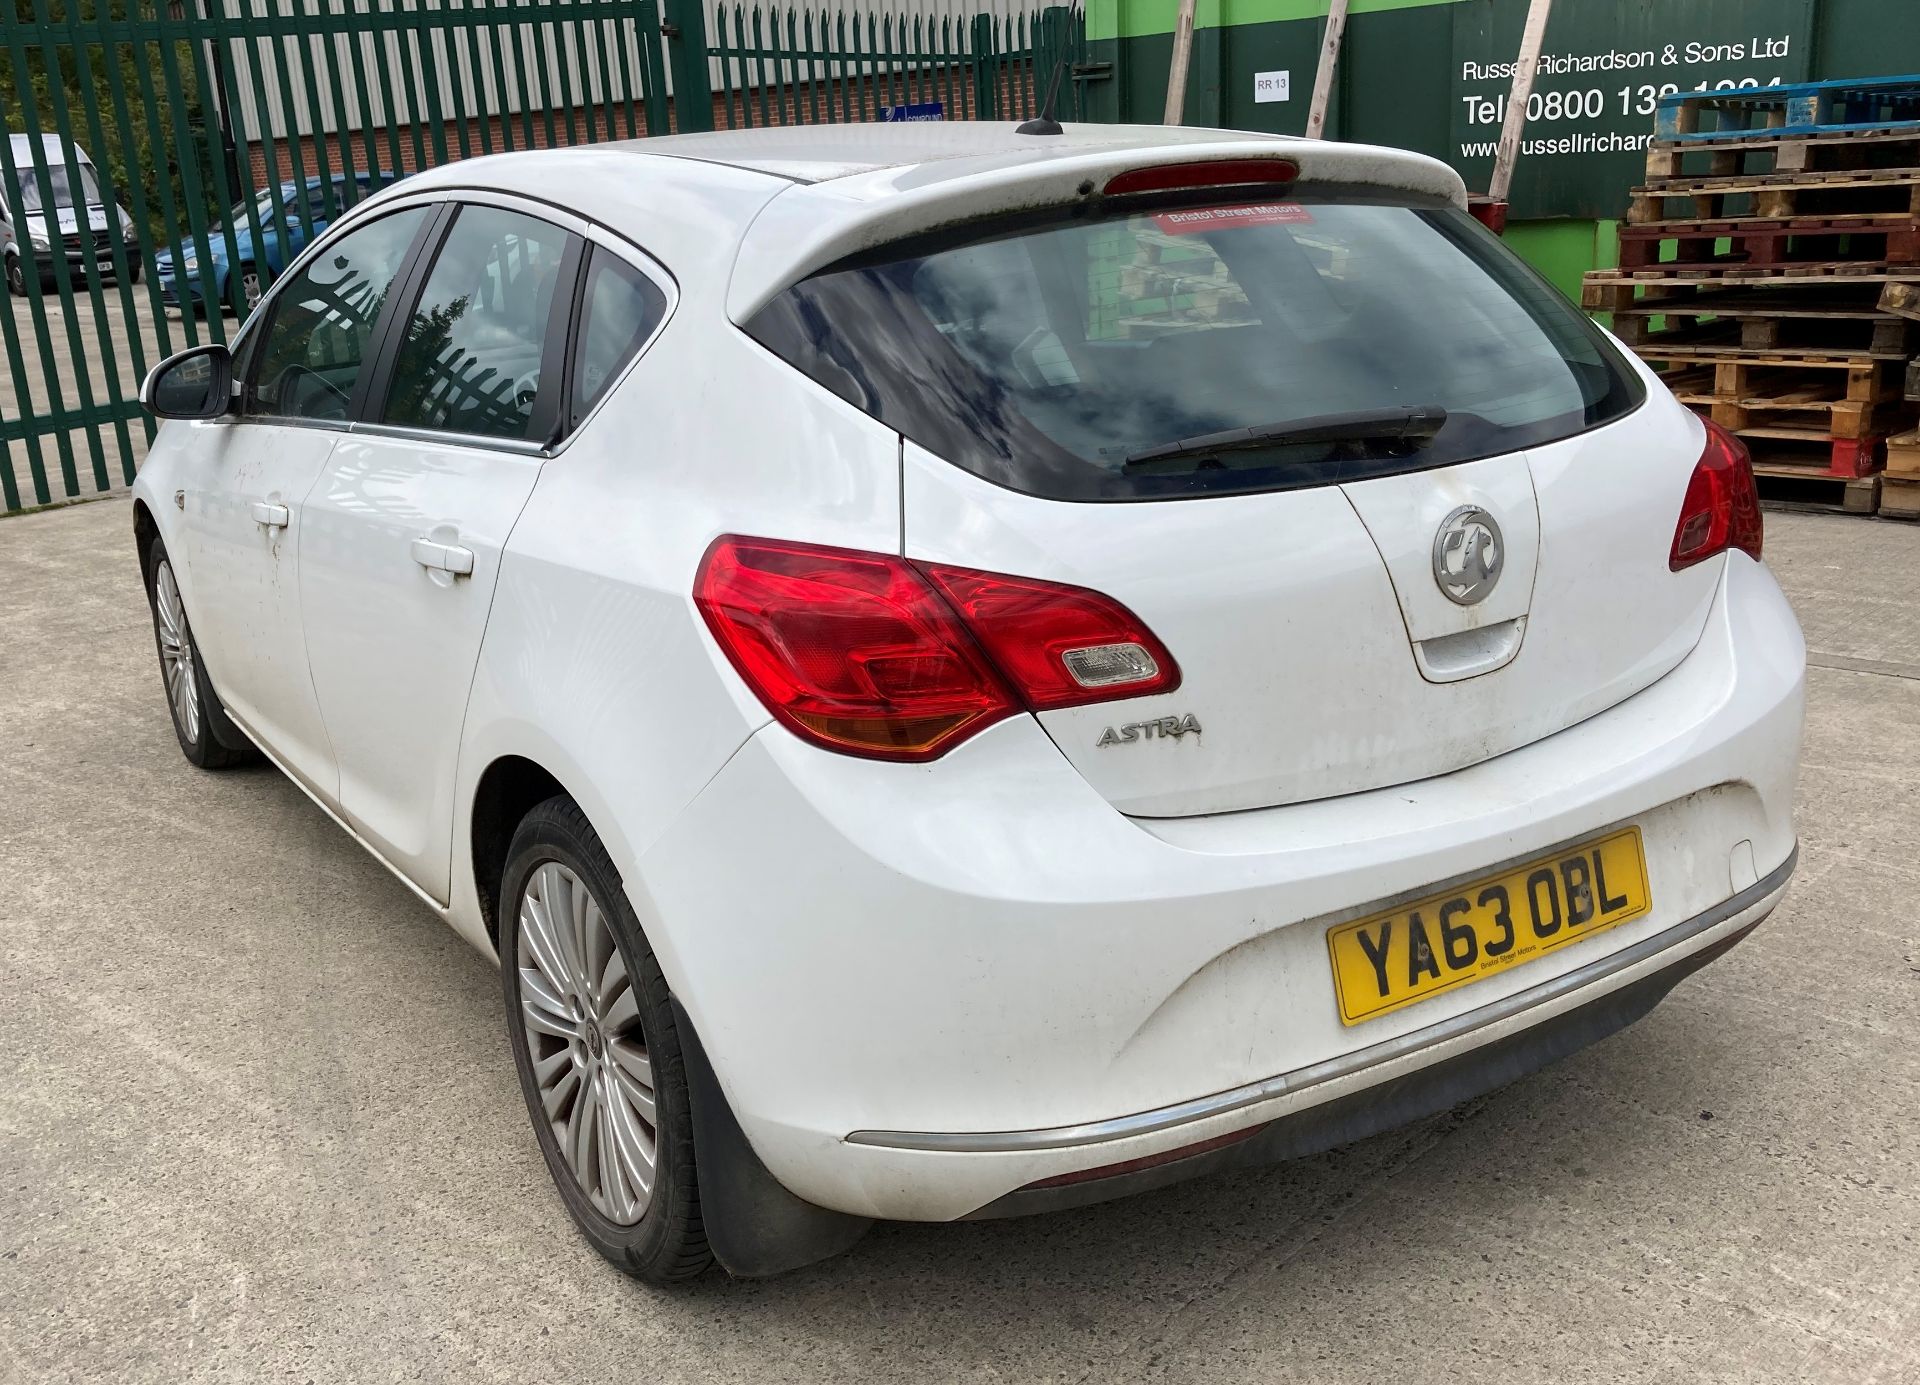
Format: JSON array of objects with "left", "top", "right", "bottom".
[
  {"left": 374, "top": 122, "right": 1468, "bottom": 321},
  {"left": 9, "top": 133, "right": 91, "bottom": 160},
  {"left": 619, "top": 120, "right": 1293, "bottom": 184}
]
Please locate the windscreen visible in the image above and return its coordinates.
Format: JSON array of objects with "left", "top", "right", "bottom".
[
  {"left": 18, "top": 160, "right": 102, "bottom": 214},
  {"left": 231, "top": 188, "right": 293, "bottom": 222},
  {"left": 746, "top": 193, "right": 1643, "bottom": 501}
]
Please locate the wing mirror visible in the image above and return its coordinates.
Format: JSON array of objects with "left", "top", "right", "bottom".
[{"left": 141, "top": 344, "right": 233, "bottom": 421}]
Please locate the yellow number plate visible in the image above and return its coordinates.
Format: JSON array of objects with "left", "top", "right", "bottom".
[{"left": 1327, "top": 827, "right": 1651, "bottom": 1026}]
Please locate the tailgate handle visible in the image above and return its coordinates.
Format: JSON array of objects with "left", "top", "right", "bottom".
[
  {"left": 249, "top": 500, "right": 289, "bottom": 528},
  {"left": 1414, "top": 617, "right": 1526, "bottom": 684},
  {"left": 410, "top": 537, "right": 475, "bottom": 577}
]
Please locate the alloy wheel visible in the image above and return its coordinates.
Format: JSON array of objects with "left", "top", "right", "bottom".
[
  {"left": 153, "top": 559, "right": 201, "bottom": 745},
  {"left": 516, "top": 860, "right": 658, "bottom": 1225},
  {"left": 242, "top": 269, "right": 261, "bottom": 309}
]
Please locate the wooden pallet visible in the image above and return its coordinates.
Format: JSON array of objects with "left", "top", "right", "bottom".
[
  {"left": 1646, "top": 128, "right": 1920, "bottom": 184},
  {"left": 1728, "top": 411, "right": 1904, "bottom": 447},
  {"left": 1629, "top": 171, "right": 1920, "bottom": 224},
  {"left": 1585, "top": 263, "right": 1920, "bottom": 292},
  {"left": 1658, "top": 362, "right": 1909, "bottom": 464},
  {"left": 1681, "top": 388, "right": 1910, "bottom": 449},
  {"left": 1612, "top": 311, "right": 1912, "bottom": 357},
  {"left": 1655, "top": 76, "right": 1920, "bottom": 144},
  {"left": 1585, "top": 272, "right": 1920, "bottom": 311},
  {"left": 1780, "top": 432, "right": 1884, "bottom": 479},
  {"left": 1719, "top": 406, "right": 1911, "bottom": 451},
  {"left": 1605, "top": 282, "right": 1889, "bottom": 324},
  {"left": 1753, "top": 463, "right": 1883, "bottom": 515},
  {"left": 1886, "top": 427, "right": 1920, "bottom": 478},
  {"left": 1881, "top": 475, "right": 1920, "bottom": 518},
  {"left": 1616, "top": 220, "right": 1920, "bottom": 271},
  {"left": 1588, "top": 277, "right": 1891, "bottom": 313},
  {"left": 1644, "top": 353, "right": 1903, "bottom": 400}
]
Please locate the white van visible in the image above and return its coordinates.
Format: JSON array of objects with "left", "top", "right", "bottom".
[{"left": 2, "top": 134, "right": 139, "bottom": 295}]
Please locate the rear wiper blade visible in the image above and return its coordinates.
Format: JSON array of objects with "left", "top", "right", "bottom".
[{"left": 1123, "top": 405, "right": 1448, "bottom": 466}]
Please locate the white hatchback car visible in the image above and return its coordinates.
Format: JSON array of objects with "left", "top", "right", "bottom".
[{"left": 133, "top": 123, "right": 1804, "bottom": 1282}]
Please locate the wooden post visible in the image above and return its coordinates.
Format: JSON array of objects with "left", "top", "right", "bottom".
[
  {"left": 1163, "top": 0, "right": 1198, "bottom": 124},
  {"left": 1305, "top": 0, "right": 1349, "bottom": 139},
  {"left": 1487, "top": 0, "right": 1553, "bottom": 204}
]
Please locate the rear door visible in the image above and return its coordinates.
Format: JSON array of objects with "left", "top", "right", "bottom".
[
  {"left": 756, "top": 191, "right": 1721, "bottom": 817},
  {"left": 297, "top": 199, "right": 583, "bottom": 902}
]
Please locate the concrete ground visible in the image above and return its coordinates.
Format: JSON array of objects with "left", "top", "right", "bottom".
[{"left": 0, "top": 499, "right": 1915, "bottom": 1384}]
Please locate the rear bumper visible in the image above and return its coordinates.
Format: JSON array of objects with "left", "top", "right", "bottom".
[
  {"left": 965, "top": 854, "right": 1787, "bottom": 1218},
  {"left": 635, "top": 555, "right": 1804, "bottom": 1222}
]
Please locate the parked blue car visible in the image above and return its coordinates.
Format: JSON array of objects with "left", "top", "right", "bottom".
[{"left": 155, "top": 170, "right": 400, "bottom": 316}]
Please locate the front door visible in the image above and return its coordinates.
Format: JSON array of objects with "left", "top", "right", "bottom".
[
  {"left": 299, "top": 202, "right": 579, "bottom": 902},
  {"left": 175, "top": 203, "right": 435, "bottom": 801}
]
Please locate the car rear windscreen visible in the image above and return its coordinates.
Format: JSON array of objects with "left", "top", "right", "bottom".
[{"left": 744, "top": 192, "right": 1644, "bottom": 501}]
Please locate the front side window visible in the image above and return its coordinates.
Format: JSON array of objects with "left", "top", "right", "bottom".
[
  {"left": 747, "top": 193, "right": 1644, "bottom": 501},
  {"left": 381, "top": 205, "right": 573, "bottom": 442},
  {"left": 569, "top": 248, "right": 667, "bottom": 428},
  {"left": 247, "top": 206, "right": 429, "bottom": 423}
]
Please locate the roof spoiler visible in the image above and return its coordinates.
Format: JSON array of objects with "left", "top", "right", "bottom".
[{"left": 726, "top": 137, "right": 1466, "bottom": 323}]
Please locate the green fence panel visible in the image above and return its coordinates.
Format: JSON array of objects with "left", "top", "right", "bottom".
[
  {"left": 695, "top": 0, "right": 1080, "bottom": 128},
  {"left": 1, "top": 1, "right": 1081, "bottom": 513}
]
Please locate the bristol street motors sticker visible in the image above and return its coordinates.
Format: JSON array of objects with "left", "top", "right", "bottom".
[{"left": 1152, "top": 204, "right": 1314, "bottom": 236}]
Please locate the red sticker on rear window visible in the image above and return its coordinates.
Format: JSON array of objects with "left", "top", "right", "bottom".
[{"left": 1151, "top": 204, "right": 1314, "bottom": 235}]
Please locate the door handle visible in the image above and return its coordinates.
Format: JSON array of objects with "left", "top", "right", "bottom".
[
  {"left": 249, "top": 500, "right": 290, "bottom": 528},
  {"left": 410, "top": 537, "right": 475, "bottom": 577}
]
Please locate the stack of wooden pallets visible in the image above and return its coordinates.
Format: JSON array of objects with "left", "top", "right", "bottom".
[{"left": 1583, "top": 76, "right": 1920, "bottom": 517}]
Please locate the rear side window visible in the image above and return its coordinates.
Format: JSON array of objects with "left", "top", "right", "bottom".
[
  {"left": 247, "top": 206, "right": 429, "bottom": 423},
  {"left": 746, "top": 194, "right": 1643, "bottom": 501},
  {"left": 569, "top": 248, "right": 667, "bottom": 428},
  {"left": 382, "top": 205, "right": 574, "bottom": 442}
]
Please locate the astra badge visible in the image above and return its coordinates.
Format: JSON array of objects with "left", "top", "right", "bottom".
[
  {"left": 1431, "top": 505, "right": 1504, "bottom": 606},
  {"left": 1097, "top": 714, "right": 1202, "bottom": 748}
]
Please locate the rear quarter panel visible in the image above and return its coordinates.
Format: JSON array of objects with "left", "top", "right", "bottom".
[{"left": 448, "top": 308, "right": 903, "bottom": 958}]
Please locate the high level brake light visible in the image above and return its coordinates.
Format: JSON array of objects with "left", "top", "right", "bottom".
[
  {"left": 1102, "top": 159, "right": 1299, "bottom": 197},
  {"left": 695, "top": 537, "right": 1180, "bottom": 762},
  {"left": 1670, "top": 418, "right": 1764, "bottom": 572}
]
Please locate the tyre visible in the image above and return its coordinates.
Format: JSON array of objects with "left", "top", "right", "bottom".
[
  {"left": 5, "top": 255, "right": 23, "bottom": 297},
  {"left": 144, "top": 538, "right": 261, "bottom": 770},
  {"left": 228, "top": 263, "right": 260, "bottom": 318},
  {"left": 500, "top": 797, "right": 712, "bottom": 1283},
  {"left": 127, "top": 255, "right": 143, "bottom": 285}
]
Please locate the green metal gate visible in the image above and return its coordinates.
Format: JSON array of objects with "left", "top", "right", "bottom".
[
  {"left": 0, "top": 0, "right": 673, "bottom": 514},
  {"left": 1, "top": 1, "right": 1084, "bottom": 515},
  {"left": 670, "top": 0, "right": 1087, "bottom": 130}
]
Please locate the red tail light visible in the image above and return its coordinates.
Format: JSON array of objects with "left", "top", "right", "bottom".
[
  {"left": 916, "top": 563, "right": 1180, "bottom": 712},
  {"left": 695, "top": 537, "right": 1179, "bottom": 762},
  {"left": 1670, "top": 419, "right": 1764, "bottom": 572}
]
